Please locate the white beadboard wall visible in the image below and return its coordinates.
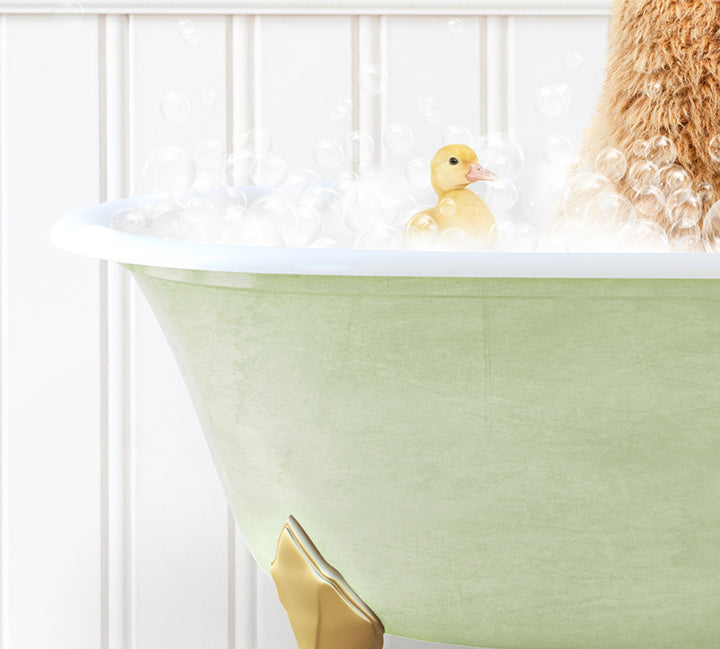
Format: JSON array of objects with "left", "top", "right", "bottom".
[{"left": 0, "top": 3, "right": 611, "bottom": 649}]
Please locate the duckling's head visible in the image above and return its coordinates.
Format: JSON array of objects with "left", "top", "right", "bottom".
[{"left": 430, "top": 144, "right": 498, "bottom": 196}]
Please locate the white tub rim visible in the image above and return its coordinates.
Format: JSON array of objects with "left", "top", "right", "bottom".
[{"left": 51, "top": 194, "right": 720, "bottom": 279}]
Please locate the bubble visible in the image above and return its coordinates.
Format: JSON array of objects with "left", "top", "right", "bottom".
[
  {"left": 331, "top": 98, "right": 353, "bottom": 121},
  {"left": 223, "top": 216, "right": 285, "bottom": 247},
  {"left": 524, "top": 168, "right": 566, "bottom": 227},
  {"left": 226, "top": 150, "right": 254, "bottom": 185},
  {"left": 355, "top": 222, "right": 403, "bottom": 250},
  {"left": 251, "top": 155, "right": 287, "bottom": 187},
  {"left": 446, "top": 18, "right": 464, "bottom": 35},
  {"left": 543, "top": 135, "right": 575, "bottom": 165},
  {"left": 475, "top": 132, "right": 525, "bottom": 181},
  {"left": 565, "top": 51, "right": 584, "bottom": 70},
  {"left": 666, "top": 189, "right": 703, "bottom": 228},
  {"left": 418, "top": 95, "right": 436, "bottom": 114},
  {"left": 606, "top": 193, "right": 637, "bottom": 227},
  {"left": 634, "top": 185, "right": 665, "bottom": 217},
  {"left": 406, "top": 157, "right": 430, "bottom": 187},
  {"left": 645, "top": 81, "right": 662, "bottom": 99},
  {"left": 669, "top": 222, "right": 701, "bottom": 251},
  {"left": 250, "top": 194, "right": 316, "bottom": 246},
  {"left": 245, "top": 128, "right": 274, "bottom": 156},
  {"left": 176, "top": 19, "right": 199, "bottom": 44},
  {"left": 439, "top": 198, "right": 457, "bottom": 217},
  {"left": 201, "top": 90, "right": 219, "bottom": 107},
  {"left": 562, "top": 172, "right": 614, "bottom": 225},
  {"left": 358, "top": 161, "right": 375, "bottom": 178},
  {"left": 346, "top": 132, "right": 374, "bottom": 163},
  {"left": 595, "top": 147, "right": 627, "bottom": 183},
  {"left": 183, "top": 195, "right": 216, "bottom": 224},
  {"left": 628, "top": 160, "right": 659, "bottom": 191},
  {"left": 486, "top": 181, "right": 518, "bottom": 211},
  {"left": 382, "top": 124, "right": 414, "bottom": 155},
  {"left": 656, "top": 164, "right": 690, "bottom": 195},
  {"left": 436, "top": 227, "right": 473, "bottom": 251},
  {"left": 537, "top": 230, "right": 569, "bottom": 252},
  {"left": 372, "top": 193, "right": 417, "bottom": 226},
  {"left": 423, "top": 110, "right": 441, "bottom": 127},
  {"left": 508, "top": 223, "right": 538, "bottom": 252},
  {"left": 194, "top": 138, "right": 225, "bottom": 170},
  {"left": 709, "top": 135, "right": 720, "bottom": 162},
  {"left": 148, "top": 203, "right": 190, "bottom": 238},
  {"left": 632, "top": 139, "right": 650, "bottom": 158},
  {"left": 359, "top": 64, "right": 388, "bottom": 95},
  {"left": 633, "top": 219, "right": 669, "bottom": 251},
  {"left": 404, "top": 212, "right": 439, "bottom": 249},
  {"left": 143, "top": 146, "right": 196, "bottom": 196},
  {"left": 226, "top": 186, "right": 248, "bottom": 212},
  {"left": 534, "top": 83, "right": 573, "bottom": 118},
  {"left": 647, "top": 135, "right": 676, "bottom": 167},
  {"left": 310, "top": 236, "right": 341, "bottom": 248},
  {"left": 111, "top": 208, "right": 146, "bottom": 234},
  {"left": 313, "top": 139, "right": 344, "bottom": 169},
  {"left": 160, "top": 91, "right": 191, "bottom": 123},
  {"left": 702, "top": 200, "right": 720, "bottom": 251},
  {"left": 55, "top": 1, "right": 84, "bottom": 27},
  {"left": 280, "top": 169, "right": 322, "bottom": 201},
  {"left": 696, "top": 181, "right": 714, "bottom": 204},
  {"left": 443, "top": 125, "right": 474, "bottom": 146}
]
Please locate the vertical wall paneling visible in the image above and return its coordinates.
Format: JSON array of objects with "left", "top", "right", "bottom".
[
  {"left": 353, "top": 15, "right": 383, "bottom": 174},
  {"left": 228, "top": 15, "right": 254, "bottom": 185},
  {"left": 483, "top": 16, "right": 513, "bottom": 135},
  {"left": 0, "top": 13, "right": 8, "bottom": 649},
  {"left": 99, "top": 13, "right": 134, "bottom": 649},
  {"left": 257, "top": 15, "right": 353, "bottom": 181},
  {"left": 5, "top": 14, "right": 102, "bottom": 649},
  {"left": 131, "top": 15, "right": 231, "bottom": 649}
]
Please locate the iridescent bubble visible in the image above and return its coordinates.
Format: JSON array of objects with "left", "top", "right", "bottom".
[
  {"left": 372, "top": 194, "right": 417, "bottom": 226},
  {"left": 666, "top": 189, "right": 703, "bottom": 228},
  {"left": 656, "top": 164, "right": 690, "bottom": 195},
  {"left": 628, "top": 160, "right": 659, "bottom": 191},
  {"left": 423, "top": 110, "right": 441, "bottom": 127},
  {"left": 562, "top": 172, "right": 614, "bottom": 224},
  {"left": 647, "top": 135, "right": 677, "bottom": 167},
  {"left": 201, "top": 90, "right": 219, "bottom": 107},
  {"left": 245, "top": 128, "right": 274, "bottom": 156},
  {"left": 446, "top": 18, "right": 464, "bottom": 35},
  {"left": 634, "top": 185, "right": 665, "bottom": 216},
  {"left": 543, "top": 135, "right": 575, "bottom": 165},
  {"left": 534, "top": 83, "right": 573, "bottom": 118},
  {"left": 406, "top": 157, "right": 430, "bottom": 187},
  {"left": 382, "top": 124, "right": 414, "bottom": 155},
  {"left": 313, "top": 139, "right": 344, "bottom": 169},
  {"left": 177, "top": 19, "right": 199, "bottom": 44},
  {"left": 475, "top": 132, "right": 525, "bottom": 181},
  {"left": 696, "top": 181, "right": 714, "bottom": 204},
  {"left": 251, "top": 155, "right": 287, "bottom": 187},
  {"left": 565, "top": 51, "right": 584, "bottom": 70},
  {"left": 669, "top": 222, "right": 701, "bottom": 252},
  {"left": 111, "top": 208, "right": 146, "bottom": 234},
  {"left": 359, "top": 64, "right": 389, "bottom": 95},
  {"left": 143, "top": 146, "right": 196, "bottom": 196},
  {"left": 194, "top": 138, "right": 225, "bottom": 170},
  {"left": 632, "top": 139, "right": 650, "bottom": 158},
  {"left": 405, "top": 214, "right": 439, "bottom": 250},
  {"left": 633, "top": 219, "right": 669, "bottom": 251},
  {"left": 709, "top": 135, "right": 720, "bottom": 162},
  {"left": 439, "top": 197, "right": 457, "bottom": 217},
  {"left": 331, "top": 98, "right": 352, "bottom": 121},
  {"left": 595, "top": 147, "right": 627, "bottom": 183},
  {"left": 148, "top": 203, "right": 190, "bottom": 238},
  {"left": 357, "top": 161, "right": 375, "bottom": 178},
  {"left": 702, "top": 200, "right": 720, "bottom": 251},
  {"left": 160, "top": 91, "right": 191, "bottom": 123},
  {"left": 443, "top": 125, "right": 473, "bottom": 146},
  {"left": 645, "top": 81, "right": 662, "bottom": 99},
  {"left": 55, "top": 1, "right": 84, "bottom": 28},
  {"left": 417, "top": 95, "right": 436, "bottom": 114},
  {"left": 355, "top": 222, "right": 403, "bottom": 250},
  {"left": 606, "top": 193, "right": 637, "bottom": 227},
  {"left": 486, "top": 181, "right": 518, "bottom": 211},
  {"left": 346, "top": 131, "right": 374, "bottom": 162}
]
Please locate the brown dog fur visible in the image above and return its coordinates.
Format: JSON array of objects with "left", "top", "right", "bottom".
[{"left": 582, "top": 0, "right": 720, "bottom": 225}]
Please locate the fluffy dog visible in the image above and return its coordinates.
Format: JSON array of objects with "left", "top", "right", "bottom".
[{"left": 582, "top": 0, "right": 720, "bottom": 224}]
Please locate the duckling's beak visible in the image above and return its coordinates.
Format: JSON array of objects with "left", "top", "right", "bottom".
[{"left": 466, "top": 163, "right": 499, "bottom": 182}]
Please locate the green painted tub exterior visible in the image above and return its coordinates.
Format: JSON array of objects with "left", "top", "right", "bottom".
[{"left": 128, "top": 263, "right": 720, "bottom": 649}]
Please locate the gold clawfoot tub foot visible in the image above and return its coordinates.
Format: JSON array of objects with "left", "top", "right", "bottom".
[{"left": 270, "top": 515, "right": 385, "bottom": 649}]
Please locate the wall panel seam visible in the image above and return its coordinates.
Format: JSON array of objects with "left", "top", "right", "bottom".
[{"left": 0, "top": 13, "right": 8, "bottom": 649}]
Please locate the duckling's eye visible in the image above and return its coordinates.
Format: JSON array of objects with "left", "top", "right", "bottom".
[{"left": 449, "top": 157, "right": 459, "bottom": 165}]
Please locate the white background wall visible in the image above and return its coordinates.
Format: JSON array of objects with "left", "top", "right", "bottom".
[{"left": 0, "top": 2, "right": 611, "bottom": 648}]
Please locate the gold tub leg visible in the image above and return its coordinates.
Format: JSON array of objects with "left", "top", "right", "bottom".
[{"left": 270, "top": 516, "right": 385, "bottom": 649}]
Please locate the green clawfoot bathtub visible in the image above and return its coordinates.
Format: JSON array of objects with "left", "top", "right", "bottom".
[{"left": 53, "top": 195, "right": 720, "bottom": 649}]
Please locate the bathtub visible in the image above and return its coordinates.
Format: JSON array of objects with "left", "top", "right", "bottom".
[{"left": 53, "top": 194, "right": 720, "bottom": 649}]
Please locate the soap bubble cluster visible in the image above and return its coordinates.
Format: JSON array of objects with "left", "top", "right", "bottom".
[{"left": 118, "top": 124, "right": 720, "bottom": 254}]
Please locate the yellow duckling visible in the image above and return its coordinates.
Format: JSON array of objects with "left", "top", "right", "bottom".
[{"left": 406, "top": 144, "right": 498, "bottom": 239}]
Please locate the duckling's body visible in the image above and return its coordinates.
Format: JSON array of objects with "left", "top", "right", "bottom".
[
  {"left": 583, "top": 0, "right": 720, "bottom": 219},
  {"left": 406, "top": 144, "right": 497, "bottom": 238}
]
